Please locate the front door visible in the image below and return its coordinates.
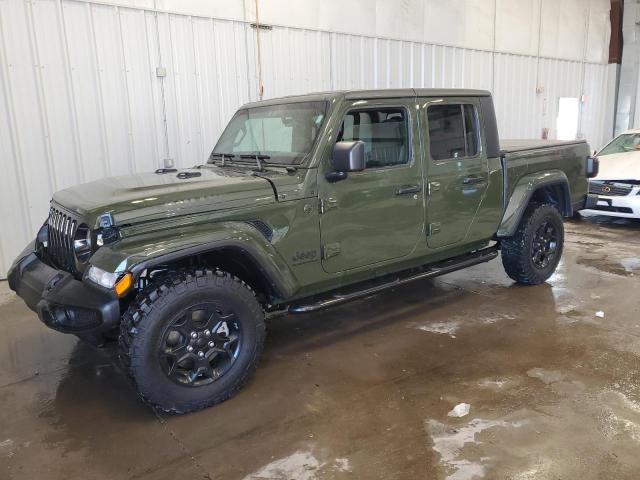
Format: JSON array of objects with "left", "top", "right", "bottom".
[
  {"left": 319, "top": 99, "right": 424, "bottom": 273},
  {"left": 422, "top": 99, "right": 489, "bottom": 249}
]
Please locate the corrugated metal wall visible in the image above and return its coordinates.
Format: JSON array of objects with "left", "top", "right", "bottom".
[{"left": 0, "top": 0, "right": 614, "bottom": 277}]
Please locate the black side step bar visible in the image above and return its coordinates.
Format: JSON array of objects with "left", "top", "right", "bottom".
[{"left": 288, "top": 245, "right": 499, "bottom": 314}]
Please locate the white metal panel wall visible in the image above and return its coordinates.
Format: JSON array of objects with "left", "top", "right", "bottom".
[
  {"left": 161, "top": 14, "right": 253, "bottom": 166},
  {"left": 0, "top": 0, "right": 614, "bottom": 277},
  {"left": 258, "top": 27, "right": 332, "bottom": 99},
  {"left": 331, "top": 38, "right": 494, "bottom": 92}
]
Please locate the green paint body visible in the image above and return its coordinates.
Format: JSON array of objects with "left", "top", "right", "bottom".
[{"left": 49, "top": 90, "right": 590, "bottom": 305}]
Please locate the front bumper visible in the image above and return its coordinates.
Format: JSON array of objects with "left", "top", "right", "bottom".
[
  {"left": 7, "top": 242, "right": 120, "bottom": 340},
  {"left": 581, "top": 193, "right": 640, "bottom": 219}
]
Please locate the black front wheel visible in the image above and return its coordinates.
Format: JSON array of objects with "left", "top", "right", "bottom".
[
  {"left": 159, "top": 302, "right": 242, "bottom": 387},
  {"left": 118, "top": 269, "right": 265, "bottom": 414},
  {"left": 501, "top": 203, "right": 565, "bottom": 285}
]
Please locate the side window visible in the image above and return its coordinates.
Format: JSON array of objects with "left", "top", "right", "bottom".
[
  {"left": 337, "top": 108, "right": 409, "bottom": 168},
  {"left": 427, "top": 103, "right": 480, "bottom": 160},
  {"left": 463, "top": 105, "right": 480, "bottom": 157}
]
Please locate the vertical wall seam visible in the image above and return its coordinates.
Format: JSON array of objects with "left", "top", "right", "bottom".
[
  {"left": 115, "top": 6, "right": 137, "bottom": 173},
  {"left": 385, "top": 40, "right": 390, "bottom": 87},
  {"left": 398, "top": 41, "right": 403, "bottom": 87},
  {"left": 441, "top": 46, "right": 446, "bottom": 87},
  {"left": 372, "top": 37, "right": 377, "bottom": 89},
  {"left": 211, "top": 18, "right": 224, "bottom": 129},
  {"left": 409, "top": 42, "right": 414, "bottom": 87},
  {"left": 430, "top": 44, "right": 435, "bottom": 86},
  {"left": 167, "top": 14, "right": 185, "bottom": 164},
  {"left": 420, "top": 43, "right": 425, "bottom": 87},
  {"left": 460, "top": 48, "right": 466, "bottom": 88},
  {"left": 534, "top": 0, "right": 542, "bottom": 91},
  {"left": 25, "top": 0, "right": 57, "bottom": 193},
  {"left": 242, "top": 17, "right": 253, "bottom": 101},
  {"left": 152, "top": 0, "right": 170, "bottom": 161},
  {"left": 189, "top": 16, "right": 205, "bottom": 162},
  {"left": 491, "top": 0, "right": 497, "bottom": 94},
  {"left": 451, "top": 47, "right": 456, "bottom": 88},
  {"left": 0, "top": 1, "right": 33, "bottom": 240},
  {"left": 57, "top": 0, "right": 85, "bottom": 183},
  {"left": 360, "top": 36, "right": 365, "bottom": 88},
  {"left": 141, "top": 9, "right": 161, "bottom": 166},
  {"left": 86, "top": 2, "right": 111, "bottom": 176},
  {"left": 577, "top": 0, "right": 591, "bottom": 138}
]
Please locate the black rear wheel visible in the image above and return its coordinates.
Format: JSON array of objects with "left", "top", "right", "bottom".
[
  {"left": 530, "top": 220, "right": 560, "bottom": 270},
  {"left": 501, "top": 203, "right": 564, "bottom": 285},
  {"left": 119, "top": 269, "right": 265, "bottom": 414}
]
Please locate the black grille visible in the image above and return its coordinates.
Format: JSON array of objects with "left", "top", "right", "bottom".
[
  {"left": 47, "top": 206, "right": 79, "bottom": 273},
  {"left": 588, "top": 181, "right": 633, "bottom": 197}
]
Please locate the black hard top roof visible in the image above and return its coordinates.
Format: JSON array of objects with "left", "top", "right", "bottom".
[{"left": 242, "top": 88, "right": 491, "bottom": 108}]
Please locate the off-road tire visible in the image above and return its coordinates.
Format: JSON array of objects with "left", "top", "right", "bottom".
[
  {"left": 118, "top": 269, "right": 265, "bottom": 414},
  {"left": 500, "top": 202, "right": 564, "bottom": 285}
]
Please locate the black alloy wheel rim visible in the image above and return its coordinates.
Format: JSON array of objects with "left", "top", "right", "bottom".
[
  {"left": 531, "top": 221, "right": 559, "bottom": 269},
  {"left": 159, "top": 303, "right": 242, "bottom": 387}
]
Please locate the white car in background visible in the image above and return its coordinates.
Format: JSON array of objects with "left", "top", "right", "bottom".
[{"left": 581, "top": 129, "right": 640, "bottom": 219}]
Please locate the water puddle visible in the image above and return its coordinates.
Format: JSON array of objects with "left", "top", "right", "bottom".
[
  {"left": 242, "top": 449, "right": 351, "bottom": 480},
  {"left": 426, "top": 418, "right": 524, "bottom": 480}
]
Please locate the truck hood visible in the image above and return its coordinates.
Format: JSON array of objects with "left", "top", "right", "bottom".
[
  {"left": 595, "top": 151, "right": 640, "bottom": 181},
  {"left": 53, "top": 166, "right": 277, "bottom": 225}
]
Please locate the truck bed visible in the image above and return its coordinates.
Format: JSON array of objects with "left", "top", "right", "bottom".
[
  {"left": 499, "top": 138, "right": 590, "bottom": 218},
  {"left": 500, "top": 139, "right": 587, "bottom": 153}
]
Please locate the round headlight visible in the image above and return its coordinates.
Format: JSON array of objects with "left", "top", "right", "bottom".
[{"left": 73, "top": 224, "right": 92, "bottom": 262}]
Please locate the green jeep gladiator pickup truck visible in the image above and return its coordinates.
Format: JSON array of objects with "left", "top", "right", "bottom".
[{"left": 8, "top": 89, "right": 598, "bottom": 413}]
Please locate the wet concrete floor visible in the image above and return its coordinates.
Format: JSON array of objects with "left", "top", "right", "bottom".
[{"left": 2, "top": 215, "right": 640, "bottom": 480}]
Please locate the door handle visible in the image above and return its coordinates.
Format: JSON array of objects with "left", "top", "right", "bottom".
[
  {"left": 395, "top": 185, "right": 421, "bottom": 196},
  {"left": 462, "top": 176, "right": 485, "bottom": 185}
]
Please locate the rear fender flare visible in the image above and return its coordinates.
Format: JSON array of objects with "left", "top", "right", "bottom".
[{"left": 497, "top": 170, "right": 571, "bottom": 237}]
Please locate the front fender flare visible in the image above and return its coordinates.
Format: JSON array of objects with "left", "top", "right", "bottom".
[
  {"left": 88, "top": 221, "right": 297, "bottom": 300},
  {"left": 497, "top": 170, "right": 570, "bottom": 237}
]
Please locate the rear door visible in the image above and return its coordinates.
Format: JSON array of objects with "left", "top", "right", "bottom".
[
  {"left": 318, "top": 98, "right": 424, "bottom": 273},
  {"left": 422, "top": 98, "right": 489, "bottom": 248}
]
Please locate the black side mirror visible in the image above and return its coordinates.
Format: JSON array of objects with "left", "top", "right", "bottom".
[{"left": 326, "top": 141, "right": 366, "bottom": 182}]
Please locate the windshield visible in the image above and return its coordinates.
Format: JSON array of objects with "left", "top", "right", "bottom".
[
  {"left": 210, "top": 101, "right": 328, "bottom": 165},
  {"left": 599, "top": 133, "right": 640, "bottom": 156}
]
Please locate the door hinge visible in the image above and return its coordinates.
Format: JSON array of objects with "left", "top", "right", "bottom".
[
  {"left": 322, "top": 242, "right": 341, "bottom": 259},
  {"left": 428, "top": 223, "right": 441, "bottom": 236},
  {"left": 319, "top": 197, "right": 338, "bottom": 214},
  {"left": 428, "top": 182, "right": 441, "bottom": 196}
]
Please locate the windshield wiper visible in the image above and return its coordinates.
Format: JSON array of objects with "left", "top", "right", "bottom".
[
  {"left": 240, "top": 153, "right": 271, "bottom": 171},
  {"left": 209, "top": 153, "right": 235, "bottom": 166}
]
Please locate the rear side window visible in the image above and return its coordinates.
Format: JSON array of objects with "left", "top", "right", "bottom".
[
  {"left": 337, "top": 108, "right": 409, "bottom": 168},
  {"left": 427, "top": 104, "right": 480, "bottom": 160},
  {"left": 463, "top": 105, "right": 480, "bottom": 157}
]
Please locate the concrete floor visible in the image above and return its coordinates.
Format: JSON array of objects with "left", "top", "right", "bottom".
[{"left": 2, "top": 216, "right": 640, "bottom": 480}]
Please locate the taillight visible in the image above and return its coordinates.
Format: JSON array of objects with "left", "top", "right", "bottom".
[{"left": 586, "top": 156, "right": 599, "bottom": 178}]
